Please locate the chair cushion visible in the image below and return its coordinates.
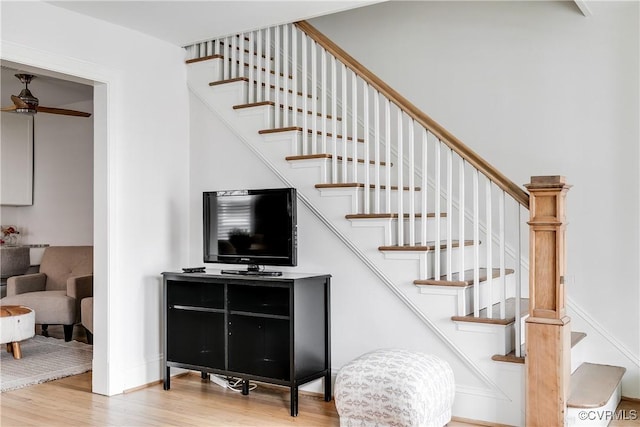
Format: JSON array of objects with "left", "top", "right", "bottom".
[
  {"left": 40, "top": 246, "right": 93, "bottom": 291},
  {"left": 81, "top": 297, "right": 93, "bottom": 334},
  {"left": 1, "top": 290, "right": 75, "bottom": 325}
]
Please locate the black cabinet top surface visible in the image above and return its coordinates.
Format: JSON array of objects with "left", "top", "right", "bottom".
[{"left": 162, "top": 270, "right": 330, "bottom": 283}]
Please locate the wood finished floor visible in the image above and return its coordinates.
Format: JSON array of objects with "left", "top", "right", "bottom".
[{"left": 3, "top": 327, "right": 638, "bottom": 426}]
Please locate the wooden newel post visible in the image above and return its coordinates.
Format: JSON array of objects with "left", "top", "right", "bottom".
[{"left": 525, "top": 176, "right": 572, "bottom": 427}]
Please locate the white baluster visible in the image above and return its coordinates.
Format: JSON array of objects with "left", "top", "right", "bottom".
[
  {"left": 238, "top": 34, "right": 244, "bottom": 80},
  {"left": 256, "top": 31, "right": 263, "bottom": 101},
  {"left": 397, "top": 109, "right": 404, "bottom": 246},
  {"left": 421, "top": 129, "right": 428, "bottom": 247},
  {"left": 331, "top": 56, "right": 338, "bottom": 183},
  {"left": 248, "top": 32, "right": 255, "bottom": 103},
  {"left": 408, "top": 120, "right": 415, "bottom": 247},
  {"left": 473, "top": 169, "right": 480, "bottom": 317},
  {"left": 434, "top": 141, "right": 441, "bottom": 279},
  {"left": 207, "top": 41, "right": 213, "bottom": 57},
  {"left": 485, "top": 178, "right": 493, "bottom": 318},
  {"left": 265, "top": 28, "right": 271, "bottom": 102},
  {"left": 374, "top": 91, "right": 381, "bottom": 214},
  {"left": 321, "top": 49, "right": 327, "bottom": 154},
  {"left": 363, "top": 82, "right": 370, "bottom": 215},
  {"left": 351, "top": 72, "right": 358, "bottom": 184},
  {"left": 274, "top": 26, "right": 281, "bottom": 128},
  {"left": 515, "top": 206, "right": 523, "bottom": 357},
  {"left": 223, "top": 36, "right": 230, "bottom": 80},
  {"left": 214, "top": 39, "right": 220, "bottom": 56},
  {"left": 499, "top": 190, "right": 506, "bottom": 319},
  {"left": 458, "top": 157, "right": 465, "bottom": 281},
  {"left": 385, "top": 99, "right": 391, "bottom": 213},
  {"left": 291, "top": 27, "right": 298, "bottom": 133},
  {"left": 341, "top": 64, "right": 348, "bottom": 183},
  {"left": 231, "top": 34, "right": 237, "bottom": 78},
  {"left": 446, "top": 148, "right": 453, "bottom": 280},
  {"left": 311, "top": 40, "right": 318, "bottom": 154},
  {"left": 283, "top": 26, "right": 289, "bottom": 127},
  {"left": 302, "top": 35, "right": 308, "bottom": 155}
]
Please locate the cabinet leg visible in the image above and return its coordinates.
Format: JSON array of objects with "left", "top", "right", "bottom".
[
  {"left": 201, "top": 371, "right": 209, "bottom": 380},
  {"left": 164, "top": 366, "right": 171, "bottom": 390},
  {"left": 324, "top": 372, "right": 332, "bottom": 402},
  {"left": 241, "top": 379, "right": 249, "bottom": 396},
  {"left": 290, "top": 386, "right": 299, "bottom": 417}
]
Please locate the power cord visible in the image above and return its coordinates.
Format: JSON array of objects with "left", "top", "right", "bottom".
[{"left": 210, "top": 374, "right": 257, "bottom": 392}]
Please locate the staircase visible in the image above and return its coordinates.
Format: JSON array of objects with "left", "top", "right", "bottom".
[{"left": 184, "top": 21, "right": 626, "bottom": 426}]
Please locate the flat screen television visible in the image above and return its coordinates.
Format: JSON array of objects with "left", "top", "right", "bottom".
[{"left": 203, "top": 187, "right": 297, "bottom": 276}]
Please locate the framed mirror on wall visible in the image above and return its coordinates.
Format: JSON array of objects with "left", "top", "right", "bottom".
[{"left": 1, "top": 112, "right": 34, "bottom": 206}]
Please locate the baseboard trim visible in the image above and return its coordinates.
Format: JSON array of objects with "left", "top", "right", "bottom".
[
  {"left": 622, "top": 395, "right": 640, "bottom": 403},
  {"left": 451, "top": 416, "right": 514, "bottom": 427}
]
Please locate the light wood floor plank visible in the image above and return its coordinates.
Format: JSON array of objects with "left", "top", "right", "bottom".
[{"left": 2, "top": 370, "right": 638, "bottom": 426}]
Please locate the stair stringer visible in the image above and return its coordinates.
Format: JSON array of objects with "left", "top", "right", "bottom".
[{"left": 188, "top": 59, "right": 526, "bottom": 425}]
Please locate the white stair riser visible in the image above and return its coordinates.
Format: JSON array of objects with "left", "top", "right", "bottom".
[{"left": 382, "top": 245, "right": 482, "bottom": 281}]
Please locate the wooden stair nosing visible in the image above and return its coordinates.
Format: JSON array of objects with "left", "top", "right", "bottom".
[
  {"left": 491, "top": 331, "right": 587, "bottom": 364},
  {"left": 451, "top": 297, "right": 529, "bottom": 326},
  {"left": 259, "top": 127, "right": 365, "bottom": 143},
  {"left": 233, "top": 101, "right": 343, "bottom": 121},
  {"left": 414, "top": 267, "right": 515, "bottom": 287},
  {"left": 315, "top": 183, "right": 422, "bottom": 191},
  {"left": 568, "top": 362, "right": 626, "bottom": 408},
  {"left": 186, "top": 54, "right": 224, "bottom": 64},
  {"left": 345, "top": 213, "right": 447, "bottom": 220},
  {"left": 286, "top": 154, "right": 389, "bottom": 167},
  {"left": 379, "top": 240, "right": 475, "bottom": 252}
]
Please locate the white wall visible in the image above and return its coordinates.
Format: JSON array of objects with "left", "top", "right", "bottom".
[
  {"left": 1, "top": 1, "right": 191, "bottom": 394},
  {"left": 310, "top": 0, "right": 640, "bottom": 395},
  {"left": 1, "top": 99, "right": 94, "bottom": 250}
]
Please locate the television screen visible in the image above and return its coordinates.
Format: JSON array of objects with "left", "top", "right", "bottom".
[{"left": 203, "top": 188, "right": 297, "bottom": 274}]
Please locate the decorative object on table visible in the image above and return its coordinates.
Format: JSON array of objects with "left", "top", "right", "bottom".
[
  {"left": 1, "top": 225, "right": 20, "bottom": 246},
  {"left": 334, "top": 348, "right": 455, "bottom": 427},
  {"left": 0, "top": 335, "right": 92, "bottom": 392}
]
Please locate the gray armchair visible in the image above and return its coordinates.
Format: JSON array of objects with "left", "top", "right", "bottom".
[{"left": 0, "top": 246, "right": 92, "bottom": 341}]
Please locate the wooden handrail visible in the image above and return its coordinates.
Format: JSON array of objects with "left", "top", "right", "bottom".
[{"left": 295, "top": 20, "right": 530, "bottom": 208}]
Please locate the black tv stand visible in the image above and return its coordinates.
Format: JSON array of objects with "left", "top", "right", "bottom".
[{"left": 161, "top": 271, "right": 331, "bottom": 416}]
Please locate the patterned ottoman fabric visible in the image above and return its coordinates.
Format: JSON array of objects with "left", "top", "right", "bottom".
[{"left": 334, "top": 349, "right": 455, "bottom": 427}]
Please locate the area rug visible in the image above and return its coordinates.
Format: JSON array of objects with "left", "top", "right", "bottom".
[{"left": 0, "top": 335, "right": 92, "bottom": 392}]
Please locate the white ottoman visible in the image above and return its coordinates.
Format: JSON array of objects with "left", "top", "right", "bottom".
[
  {"left": 334, "top": 349, "right": 455, "bottom": 427},
  {"left": 0, "top": 305, "right": 35, "bottom": 359}
]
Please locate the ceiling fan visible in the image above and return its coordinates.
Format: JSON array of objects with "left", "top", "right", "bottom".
[{"left": 1, "top": 74, "right": 91, "bottom": 118}]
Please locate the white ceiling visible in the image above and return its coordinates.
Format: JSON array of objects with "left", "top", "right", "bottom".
[
  {"left": 2, "top": 1, "right": 382, "bottom": 108},
  {"left": 48, "top": 0, "right": 385, "bottom": 47}
]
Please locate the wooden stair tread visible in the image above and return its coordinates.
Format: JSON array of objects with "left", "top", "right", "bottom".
[
  {"left": 186, "top": 54, "right": 223, "bottom": 64},
  {"left": 209, "top": 77, "right": 249, "bottom": 87},
  {"left": 346, "top": 213, "right": 446, "bottom": 220},
  {"left": 286, "top": 154, "right": 389, "bottom": 166},
  {"left": 259, "top": 127, "right": 365, "bottom": 143},
  {"left": 568, "top": 363, "right": 626, "bottom": 408},
  {"left": 414, "top": 267, "right": 515, "bottom": 287},
  {"left": 233, "top": 102, "right": 343, "bottom": 121},
  {"left": 451, "top": 297, "right": 529, "bottom": 326},
  {"left": 315, "top": 183, "right": 421, "bottom": 191},
  {"left": 491, "top": 331, "right": 587, "bottom": 364},
  {"left": 379, "top": 240, "right": 474, "bottom": 252}
]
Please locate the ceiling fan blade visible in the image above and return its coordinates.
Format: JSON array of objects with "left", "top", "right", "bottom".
[
  {"left": 11, "top": 94, "right": 29, "bottom": 109},
  {"left": 36, "top": 106, "right": 91, "bottom": 118},
  {"left": 1, "top": 105, "right": 18, "bottom": 112}
]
